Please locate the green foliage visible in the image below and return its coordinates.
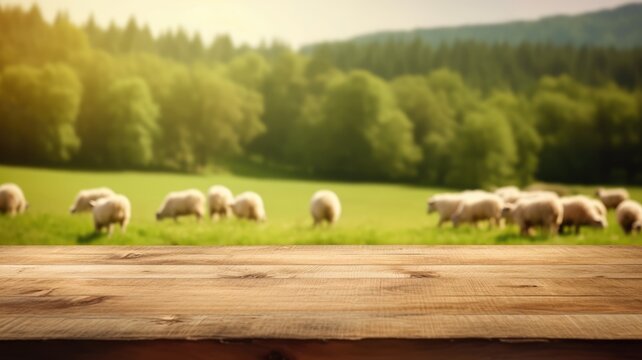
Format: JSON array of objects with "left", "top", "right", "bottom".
[
  {"left": 340, "top": 4, "right": 642, "bottom": 49},
  {"left": 305, "top": 40, "right": 642, "bottom": 92},
  {"left": 158, "top": 66, "right": 265, "bottom": 170},
  {"left": 1, "top": 5, "right": 642, "bottom": 188},
  {"left": 446, "top": 105, "right": 518, "bottom": 188},
  {"left": 311, "top": 71, "right": 421, "bottom": 179},
  {"left": 250, "top": 51, "right": 307, "bottom": 162},
  {"left": 0, "top": 63, "right": 81, "bottom": 163},
  {"left": 531, "top": 76, "right": 642, "bottom": 183},
  {"left": 488, "top": 92, "right": 541, "bottom": 185},
  {"left": 102, "top": 77, "right": 159, "bottom": 167},
  {"left": 391, "top": 75, "right": 455, "bottom": 183}
]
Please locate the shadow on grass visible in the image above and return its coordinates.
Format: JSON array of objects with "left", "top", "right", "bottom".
[
  {"left": 495, "top": 231, "right": 552, "bottom": 243},
  {"left": 77, "top": 231, "right": 103, "bottom": 244}
]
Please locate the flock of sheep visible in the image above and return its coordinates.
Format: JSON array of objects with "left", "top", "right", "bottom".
[
  {"left": 1, "top": 181, "right": 641, "bottom": 238},
  {"left": 0, "top": 183, "right": 341, "bottom": 236},
  {"left": 427, "top": 186, "right": 642, "bottom": 236}
]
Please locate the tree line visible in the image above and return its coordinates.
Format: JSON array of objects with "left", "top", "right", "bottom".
[{"left": 1, "top": 5, "right": 641, "bottom": 187}]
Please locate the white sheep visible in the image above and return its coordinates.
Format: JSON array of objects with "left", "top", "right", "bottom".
[
  {"left": 591, "top": 198, "right": 608, "bottom": 225},
  {"left": 90, "top": 194, "right": 131, "bottom": 236},
  {"left": 310, "top": 190, "right": 341, "bottom": 226},
  {"left": 427, "top": 191, "right": 489, "bottom": 226},
  {"left": 451, "top": 193, "right": 504, "bottom": 228},
  {"left": 231, "top": 191, "right": 266, "bottom": 222},
  {"left": 502, "top": 194, "right": 563, "bottom": 236},
  {"left": 0, "top": 183, "right": 28, "bottom": 216},
  {"left": 616, "top": 200, "right": 642, "bottom": 235},
  {"left": 69, "top": 187, "right": 115, "bottom": 213},
  {"left": 427, "top": 193, "right": 466, "bottom": 227},
  {"left": 494, "top": 186, "right": 520, "bottom": 201},
  {"left": 156, "top": 189, "right": 205, "bottom": 222},
  {"left": 502, "top": 190, "right": 559, "bottom": 204},
  {"left": 208, "top": 185, "right": 234, "bottom": 220},
  {"left": 560, "top": 196, "right": 607, "bottom": 234},
  {"left": 596, "top": 187, "right": 630, "bottom": 210}
]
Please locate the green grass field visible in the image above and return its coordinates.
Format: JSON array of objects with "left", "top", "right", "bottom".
[{"left": 1, "top": 164, "right": 641, "bottom": 245}]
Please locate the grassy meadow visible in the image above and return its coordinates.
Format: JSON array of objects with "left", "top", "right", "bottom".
[{"left": 0, "top": 164, "right": 641, "bottom": 246}]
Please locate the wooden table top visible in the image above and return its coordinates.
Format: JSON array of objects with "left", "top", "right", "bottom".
[{"left": 0, "top": 245, "right": 641, "bottom": 341}]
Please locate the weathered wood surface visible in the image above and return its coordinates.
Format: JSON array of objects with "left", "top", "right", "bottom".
[{"left": 0, "top": 246, "right": 641, "bottom": 341}]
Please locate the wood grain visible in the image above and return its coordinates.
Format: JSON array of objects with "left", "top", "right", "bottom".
[
  {"left": 1, "top": 245, "right": 640, "bottom": 265},
  {"left": 0, "top": 246, "right": 640, "bottom": 341}
]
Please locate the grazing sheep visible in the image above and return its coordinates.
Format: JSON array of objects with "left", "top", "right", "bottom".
[
  {"left": 69, "top": 187, "right": 115, "bottom": 214},
  {"left": 310, "top": 190, "right": 341, "bottom": 226},
  {"left": 502, "top": 195, "right": 563, "bottom": 236},
  {"left": 208, "top": 185, "right": 234, "bottom": 220},
  {"left": 616, "top": 200, "right": 642, "bottom": 235},
  {"left": 427, "top": 193, "right": 466, "bottom": 227},
  {"left": 0, "top": 183, "right": 28, "bottom": 216},
  {"left": 596, "top": 187, "right": 630, "bottom": 210},
  {"left": 591, "top": 199, "right": 608, "bottom": 224},
  {"left": 494, "top": 186, "right": 520, "bottom": 201},
  {"left": 90, "top": 194, "right": 131, "bottom": 236},
  {"left": 451, "top": 193, "right": 504, "bottom": 228},
  {"left": 156, "top": 189, "right": 205, "bottom": 222},
  {"left": 427, "top": 191, "right": 489, "bottom": 227},
  {"left": 231, "top": 191, "right": 266, "bottom": 222},
  {"left": 559, "top": 196, "right": 607, "bottom": 234},
  {"left": 500, "top": 190, "right": 559, "bottom": 205}
]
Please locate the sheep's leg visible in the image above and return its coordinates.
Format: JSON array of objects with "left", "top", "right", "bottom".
[
  {"left": 574, "top": 225, "right": 581, "bottom": 235},
  {"left": 520, "top": 226, "right": 529, "bottom": 237},
  {"left": 107, "top": 224, "right": 114, "bottom": 237},
  {"left": 120, "top": 219, "right": 128, "bottom": 234},
  {"left": 195, "top": 212, "right": 202, "bottom": 223},
  {"left": 437, "top": 217, "right": 445, "bottom": 227}
]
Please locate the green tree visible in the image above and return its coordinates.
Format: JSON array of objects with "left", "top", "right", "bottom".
[
  {"left": 445, "top": 105, "right": 517, "bottom": 188},
  {"left": 101, "top": 77, "right": 159, "bottom": 167},
  {"left": 592, "top": 85, "right": 639, "bottom": 182},
  {"left": 534, "top": 76, "right": 599, "bottom": 182},
  {"left": 391, "top": 75, "right": 456, "bottom": 184},
  {"left": 226, "top": 52, "right": 270, "bottom": 90},
  {"left": 159, "top": 66, "right": 265, "bottom": 170},
  {"left": 312, "top": 70, "right": 421, "bottom": 179},
  {"left": 0, "top": 63, "right": 81, "bottom": 163},
  {"left": 488, "top": 91, "right": 541, "bottom": 185},
  {"left": 250, "top": 51, "right": 307, "bottom": 162}
]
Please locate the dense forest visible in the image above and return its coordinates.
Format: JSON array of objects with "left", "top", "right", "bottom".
[
  {"left": 1, "top": 5, "right": 642, "bottom": 187},
  {"left": 328, "top": 3, "right": 642, "bottom": 49}
]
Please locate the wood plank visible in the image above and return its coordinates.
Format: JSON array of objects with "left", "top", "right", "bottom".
[
  {"left": 1, "top": 339, "right": 642, "bottom": 360},
  {"left": 1, "top": 314, "right": 641, "bottom": 340},
  {"left": 1, "top": 294, "right": 640, "bottom": 316},
  {"left": 1, "top": 246, "right": 641, "bottom": 265},
  {"left": 0, "top": 246, "right": 640, "bottom": 341},
  {"left": 1, "top": 277, "right": 639, "bottom": 297},
  {"left": 2, "top": 264, "right": 641, "bottom": 279}
]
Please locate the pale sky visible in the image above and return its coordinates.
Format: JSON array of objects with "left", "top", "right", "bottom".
[{"left": 0, "top": 0, "right": 639, "bottom": 48}]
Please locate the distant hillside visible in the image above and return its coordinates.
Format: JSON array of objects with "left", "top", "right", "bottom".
[{"left": 304, "top": 3, "right": 642, "bottom": 50}]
